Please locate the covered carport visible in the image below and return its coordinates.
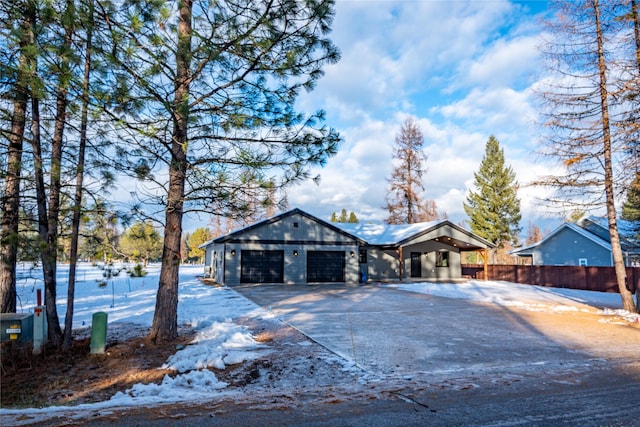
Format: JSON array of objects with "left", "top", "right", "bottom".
[{"left": 338, "top": 221, "right": 495, "bottom": 282}]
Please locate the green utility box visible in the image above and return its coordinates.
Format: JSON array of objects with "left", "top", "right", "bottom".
[
  {"left": 0, "top": 313, "right": 34, "bottom": 343},
  {"left": 90, "top": 312, "right": 108, "bottom": 354}
]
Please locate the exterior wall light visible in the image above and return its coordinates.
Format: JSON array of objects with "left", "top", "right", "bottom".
[
  {"left": 230, "top": 250, "right": 236, "bottom": 256},
  {"left": 350, "top": 251, "right": 355, "bottom": 257},
  {"left": 293, "top": 250, "right": 298, "bottom": 256}
]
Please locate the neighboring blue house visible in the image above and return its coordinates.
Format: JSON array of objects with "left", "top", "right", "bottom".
[{"left": 511, "top": 217, "right": 640, "bottom": 267}]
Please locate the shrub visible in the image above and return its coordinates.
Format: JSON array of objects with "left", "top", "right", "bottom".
[{"left": 128, "top": 263, "right": 147, "bottom": 278}]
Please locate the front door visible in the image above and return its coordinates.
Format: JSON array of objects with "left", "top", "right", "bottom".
[{"left": 411, "top": 252, "right": 422, "bottom": 278}]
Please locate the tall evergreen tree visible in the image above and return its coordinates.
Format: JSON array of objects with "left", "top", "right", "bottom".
[
  {"left": 464, "top": 135, "right": 521, "bottom": 249},
  {"left": 99, "top": 0, "right": 340, "bottom": 342},
  {"left": 0, "top": 0, "right": 36, "bottom": 313},
  {"left": 385, "top": 118, "right": 427, "bottom": 224}
]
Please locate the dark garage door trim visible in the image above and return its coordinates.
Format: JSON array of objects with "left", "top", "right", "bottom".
[
  {"left": 240, "top": 250, "right": 284, "bottom": 283},
  {"left": 307, "top": 251, "right": 345, "bottom": 283}
]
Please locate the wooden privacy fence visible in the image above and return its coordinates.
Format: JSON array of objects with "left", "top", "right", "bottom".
[{"left": 462, "top": 264, "right": 639, "bottom": 294}]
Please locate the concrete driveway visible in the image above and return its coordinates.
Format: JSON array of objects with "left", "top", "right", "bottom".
[
  {"left": 234, "top": 284, "right": 637, "bottom": 386},
  {"left": 87, "top": 284, "right": 640, "bottom": 426}
]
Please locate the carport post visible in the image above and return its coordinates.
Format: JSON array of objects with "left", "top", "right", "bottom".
[{"left": 483, "top": 248, "right": 488, "bottom": 280}]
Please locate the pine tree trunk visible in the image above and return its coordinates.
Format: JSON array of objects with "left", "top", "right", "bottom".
[
  {"left": 0, "top": 1, "right": 33, "bottom": 313},
  {"left": 594, "top": 0, "right": 637, "bottom": 313},
  {"left": 64, "top": 0, "right": 94, "bottom": 350},
  {"left": 41, "top": 0, "right": 76, "bottom": 347},
  {"left": 0, "top": 95, "right": 23, "bottom": 312},
  {"left": 148, "top": 0, "right": 192, "bottom": 343}
]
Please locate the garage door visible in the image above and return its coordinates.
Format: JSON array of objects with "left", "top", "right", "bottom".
[
  {"left": 307, "top": 251, "right": 345, "bottom": 283},
  {"left": 240, "top": 250, "right": 284, "bottom": 283}
]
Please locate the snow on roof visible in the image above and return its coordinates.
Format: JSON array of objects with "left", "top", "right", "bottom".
[{"left": 334, "top": 221, "right": 441, "bottom": 245}]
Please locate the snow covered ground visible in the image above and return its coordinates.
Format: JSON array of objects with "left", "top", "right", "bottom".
[
  {"left": 388, "top": 280, "right": 640, "bottom": 324},
  {"left": 3, "top": 262, "right": 639, "bottom": 423}
]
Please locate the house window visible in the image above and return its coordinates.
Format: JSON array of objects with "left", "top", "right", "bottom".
[
  {"left": 293, "top": 222, "right": 299, "bottom": 228},
  {"left": 436, "top": 251, "right": 449, "bottom": 267},
  {"left": 359, "top": 250, "right": 367, "bottom": 264},
  {"left": 578, "top": 258, "right": 588, "bottom": 266}
]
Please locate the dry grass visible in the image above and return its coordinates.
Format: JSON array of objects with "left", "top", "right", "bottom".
[{"left": 0, "top": 333, "right": 193, "bottom": 408}]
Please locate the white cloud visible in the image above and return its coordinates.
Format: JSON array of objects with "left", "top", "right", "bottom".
[
  {"left": 300, "top": 0, "right": 521, "bottom": 122},
  {"left": 437, "top": 87, "right": 536, "bottom": 132},
  {"left": 188, "top": 1, "right": 564, "bottom": 230},
  {"left": 462, "top": 35, "right": 542, "bottom": 88}
]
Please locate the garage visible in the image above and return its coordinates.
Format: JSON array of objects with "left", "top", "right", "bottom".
[
  {"left": 307, "top": 251, "right": 345, "bottom": 282},
  {"left": 240, "top": 250, "right": 284, "bottom": 283},
  {"left": 201, "top": 208, "right": 494, "bottom": 286}
]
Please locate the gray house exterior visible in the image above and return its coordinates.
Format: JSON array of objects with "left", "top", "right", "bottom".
[
  {"left": 201, "top": 208, "right": 494, "bottom": 285},
  {"left": 510, "top": 217, "right": 640, "bottom": 267}
]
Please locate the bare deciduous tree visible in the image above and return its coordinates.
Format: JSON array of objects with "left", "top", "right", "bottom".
[
  {"left": 385, "top": 118, "right": 435, "bottom": 224},
  {"left": 536, "top": 0, "right": 637, "bottom": 312}
]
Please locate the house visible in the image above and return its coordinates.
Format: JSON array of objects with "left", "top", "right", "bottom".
[
  {"left": 200, "top": 208, "right": 494, "bottom": 285},
  {"left": 510, "top": 217, "right": 640, "bottom": 267}
]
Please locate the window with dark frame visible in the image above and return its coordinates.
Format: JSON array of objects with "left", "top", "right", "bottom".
[
  {"left": 359, "top": 250, "right": 367, "bottom": 264},
  {"left": 436, "top": 251, "right": 449, "bottom": 267}
]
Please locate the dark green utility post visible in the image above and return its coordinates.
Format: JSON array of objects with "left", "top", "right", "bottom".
[{"left": 90, "top": 312, "right": 108, "bottom": 354}]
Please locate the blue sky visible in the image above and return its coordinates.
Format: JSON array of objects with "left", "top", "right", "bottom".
[
  {"left": 285, "top": 0, "right": 561, "bottom": 230},
  {"left": 145, "top": 0, "right": 561, "bottom": 234}
]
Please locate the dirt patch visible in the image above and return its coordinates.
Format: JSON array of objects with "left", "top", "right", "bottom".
[
  {"left": 0, "top": 330, "right": 195, "bottom": 408},
  {"left": 0, "top": 315, "right": 360, "bottom": 413}
]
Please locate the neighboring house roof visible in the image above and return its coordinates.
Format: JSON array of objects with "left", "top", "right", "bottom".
[
  {"left": 200, "top": 208, "right": 494, "bottom": 249},
  {"left": 509, "top": 219, "right": 639, "bottom": 256},
  {"left": 577, "top": 216, "right": 640, "bottom": 253}
]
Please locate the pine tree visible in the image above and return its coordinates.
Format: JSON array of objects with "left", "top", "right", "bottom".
[
  {"left": 119, "top": 222, "right": 163, "bottom": 267},
  {"left": 464, "top": 135, "right": 521, "bottom": 249},
  {"left": 330, "top": 209, "right": 358, "bottom": 223},
  {"left": 385, "top": 118, "right": 427, "bottom": 224},
  {"left": 98, "top": 1, "right": 340, "bottom": 342},
  {"left": 622, "top": 172, "right": 640, "bottom": 237},
  {"left": 187, "top": 227, "right": 212, "bottom": 264},
  {"left": 339, "top": 209, "right": 348, "bottom": 223},
  {"left": 0, "top": 0, "right": 36, "bottom": 313}
]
